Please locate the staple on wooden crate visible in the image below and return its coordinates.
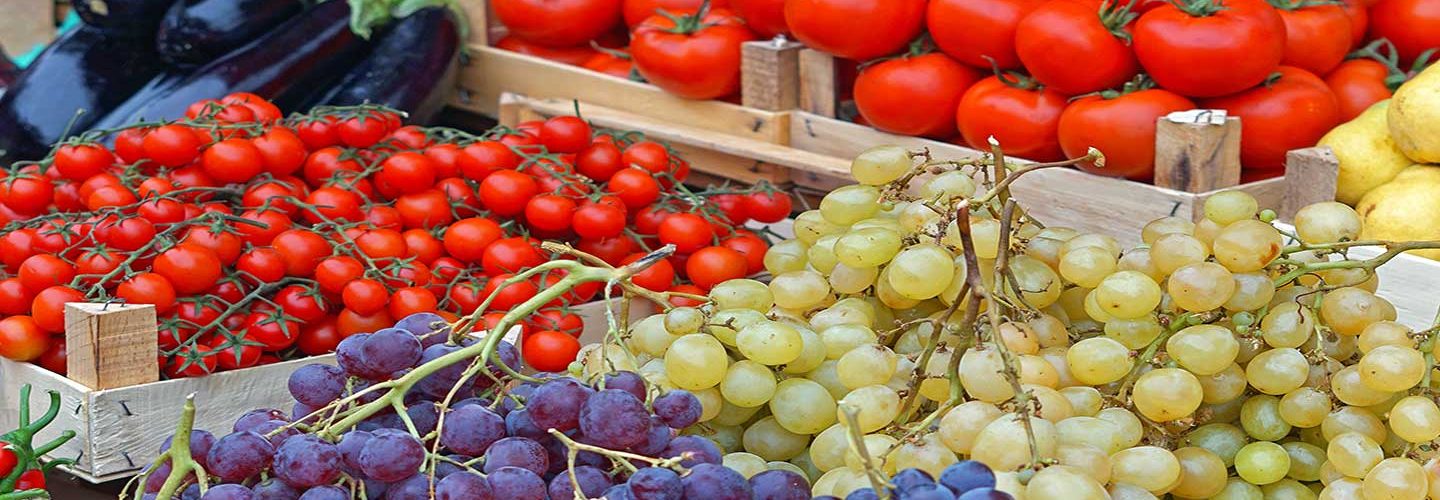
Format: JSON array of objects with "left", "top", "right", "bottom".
[{"left": 1153, "top": 110, "right": 1243, "bottom": 193}]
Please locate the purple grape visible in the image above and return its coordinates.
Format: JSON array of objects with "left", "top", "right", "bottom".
[
  {"left": 749, "top": 469, "right": 810, "bottom": 500},
  {"left": 439, "top": 405, "right": 506, "bottom": 456},
  {"left": 395, "top": 312, "right": 451, "bottom": 346},
  {"left": 955, "top": 488, "right": 1012, "bottom": 500},
  {"left": 358, "top": 428, "right": 426, "bottom": 482},
  {"left": 486, "top": 466, "right": 546, "bottom": 500},
  {"left": 452, "top": 397, "right": 490, "bottom": 411},
  {"left": 335, "top": 334, "right": 377, "bottom": 378},
  {"left": 287, "top": 364, "right": 347, "bottom": 407},
  {"left": 361, "top": 328, "right": 422, "bottom": 373},
  {"left": 273, "top": 435, "right": 342, "bottom": 488},
  {"left": 528, "top": 378, "right": 593, "bottom": 432},
  {"left": 492, "top": 340, "right": 519, "bottom": 373},
  {"left": 360, "top": 477, "right": 388, "bottom": 498},
  {"left": 161, "top": 430, "right": 216, "bottom": 469},
  {"left": 502, "top": 383, "right": 537, "bottom": 413},
  {"left": 437, "top": 471, "right": 493, "bottom": 500},
  {"left": 846, "top": 488, "right": 881, "bottom": 500},
  {"left": 892, "top": 468, "right": 936, "bottom": 492},
  {"left": 250, "top": 478, "right": 300, "bottom": 500},
  {"left": 939, "top": 460, "right": 995, "bottom": 495},
  {"left": 406, "top": 402, "right": 441, "bottom": 436},
  {"left": 200, "top": 483, "right": 254, "bottom": 500},
  {"left": 630, "top": 416, "right": 673, "bottom": 456},
  {"left": 348, "top": 379, "right": 383, "bottom": 404},
  {"left": 579, "top": 389, "right": 650, "bottom": 449},
  {"left": 144, "top": 462, "right": 176, "bottom": 493},
  {"left": 207, "top": 431, "right": 275, "bottom": 482},
  {"left": 182, "top": 484, "right": 202, "bottom": 500},
  {"left": 234, "top": 409, "right": 288, "bottom": 433},
  {"left": 651, "top": 391, "right": 702, "bottom": 429},
  {"left": 434, "top": 454, "right": 473, "bottom": 479},
  {"left": 482, "top": 437, "right": 548, "bottom": 475},
  {"left": 291, "top": 402, "right": 321, "bottom": 425},
  {"left": 504, "top": 409, "right": 547, "bottom": 440},
  {"left": 814, "top": 496, "right": 841, "bottom": 500},
  {"left": 250, "top": 420, "right": 301, "bottom": 448},
  {"left": 661, "top": 435, "right": 722, "bottom": 467},
  {"left": 295, "top": 485, "right": 347, "bottom": 500},
  {"left": 603, "top": 371, "right": 648, "bottom": 400},
  {"left": 681, "top": 463, "right": 752, "bottom": 500},
  {"left": 416, "top": 343, "right": 479, "bottom": 399},
  {"left": 605, "top": 484, "right": 638, "bottom": 500},
  {"left": 385, "top": 474, "right": 434, "bottom": 500},
  {"left": 908, "top": 484, "right": 960, "bottom": 500},
  {"left": 627, "top": 467, "right": 683, "bottom": 500},
  {"left": 547, "top": 465, "right": 613, "bottom": 499},
  {"left": 336, "top": 430, "right": 373, "bottom": 470}
]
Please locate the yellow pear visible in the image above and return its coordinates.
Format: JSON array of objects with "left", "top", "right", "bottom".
[
  {"left": 1319, "top": 100, "right": 1411, "bottom": 205},
  {"left": 1388, "top": 63, "right": 1440, "bottom": 163},
  {"left": 1356, "top": 166, "right": 1440, "bottom": 261}
]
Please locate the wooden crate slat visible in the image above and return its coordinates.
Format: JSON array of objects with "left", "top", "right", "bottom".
[
  {"left": 1153, "top": 113, "right": 1243, "bottom": 193},
  {"left": 0, "top": 360, "right": 92, "bottom": 473}
]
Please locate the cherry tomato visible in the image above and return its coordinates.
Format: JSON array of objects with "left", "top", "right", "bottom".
[
  {"left": 632, "top": 9, "right": 757, "bottom": 99},
  {"left": 304, "top": 186, "right": 365, "bottom": 223},
  {"left": 480, "top": 273, "right": 540, "bottom": 311},
  {"left": 114, "top": 128, "right": 149, "bottom": 164},
  {"left": 575, "top": 141, "right": 626, "bottom": 182},
  {"left": 1199, "top": 66, "right": 1341, "bottom": 171},
  {"left": 685, "top": 246, "right": 748, "bottom": 289},
  {"left": 302, "top": 147, "right": 364, "bottom": 187},
  {"left": 1133, "top": 0, "right": 1286, "bottom": 97},
  {"left": 607, "top": 168, "right": 661, "bottom": 209},
  {"left": 929, "top": 0, "right": 1046, "bottom": 69},
  {"left": 483, "top": 237, "right": 546, "bottom": 276},
  {"left": 236, "top": 247, "right": 288, "bottom": 284},
  {"left": 395, "top": 190, "right": 455, "bottom": 230},
  {"left": 1058, "top": 87, "right": 1196, "bottom": 180},
  {"left": 36, "top": 337, "right": 66, "bottom": 374},
  {"left": 401, "top": 229, "right": 444, "bottom": 266},
  {"left": 209, "top": 335, "right": 262, "bottom": 370},
  {"left": 667, "top": 284, "right": 707, "bottom": 307},
  {"left": 1370, "top": 0, "right": 1440, "bottom": 66},
  {"left": 298, "top": 317, "right": 342, "bottom": 355},
  {"left": 116, "top": 273, "right": 178, "bottom": 315},
  {"left": 142, "top": 124, "right": 203, "bottom": 167},
  {"left": 337, "top": 308, "right": 394, "bottom": 338},
  {"left": 786, "top": 0, "right": 925, "bottom": 61},
  {"left": 1272, "top": 2, "right": 1351, "bottom": 76},
  {"left": 15, "top": 469, "right": 46, "bottom": 491},
  {"left": 53, "top": 143, "right": 114, "bottom": 180},
  {"left": 479, "top": 170, "right": 540, "bottom": 217},
  {"left": 956, "top": 76, "right": 1068, "bottom": 162},
  {"left": 854, "top": 53, "right": 982, "bottom": 137},
  {"left": 234, "top": 209, "right": 293, "bottom": 246},
  {"left": 378, "top": 152, "right": 438, "bottom": 196},
  {"left": 743, "top": 190, "right": 792, "bottom": 223},
  {"left": 492, "top": 0, "right": 624, "bottom": 47},
  {"left": 525, "top": 194, "right": 579, "bottom": 232},
  {"left": 539, "top": 116, "right": 593, "bottom": 154},
  {"left": 18, "top": 254, "right": 76, "bottom": 293},
  {"left": 0, "top": 278, "right": 35, "bottom": 315},
  {"left": 274, "top": 285, "right": 329, "bottom": 322},
  {"left": 1015, "top": 0, "right": 1141, "bottom": 95},
  {"left": 0, "top": 316, "right": 49, "bottom": 361},
  {"left": 1324, "top": 59, "right": 1396, "bottom": 121},
  {"left": 529, "top": 309, "right": 585, "bottom": 337},
  {"left": 0, "top": 174, "right": 54, "bottom": 215},
  {"left": 272, "top": 229, "right": 333, "bottom": 277},
  {"left": 388, "top": 287, "right": 439, "bottom": 319},
  {"left": 86, "top": 185, "right": 139, "bottom": 210},
  {"left": 657, "top": 213, "right": 715, "bottom": 253},
  {"left": 523, "top": 330, "right": 582, "bottom": 372},
  {"left": 201, "top": 138, "right": 265, "bottom": 184},
  {"left": 252, "top": 128, "right": 307, "bottom": 176},
  {"left": 721, "top": 234, "right": 769, "bottom": 274},
  {"left": 621, "top": 252, "right": 677, "bottom": 292},
  {"left": 137, "top": 198, "right": 188, "bottom": 225},
  {"left": 337, "top": 115, "right": 391, "bottom": 148},
  {"left": 582, "top": 51, "right": 635, "bottom": 78},
  {"left": 458, "top": 141, "right": 522, "bottom": 181},
  {"left": 342, "top": 279, "right": 389, "bottom": 316},
  {"left": 572, "top": 203, "right": 626, "bottom": 239},
  {"left": 243, "top": 311, "right": 303, "bottom": 352},
  {"left": 315, "top": 256, "right": 365, "bottom": 296},
  {"left": 423, "top": 143, "right": 463, "bottom": 179}
]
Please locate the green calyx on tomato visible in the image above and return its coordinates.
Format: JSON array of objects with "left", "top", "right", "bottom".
[
  {"left": 1170, "top": 0, "right": 1229, "bottom": 17},
  {"left": 1095, "top": 74, "right": 1160, "bottom": 100},
  {"left": 1348, "top": 38, "right": 1436, "bottom": 91},
  {"left": 0, "top": 385, "right": 75, "bottom": 494},
  {"left": 1099, "top": 0, "right": 1139, "bottom": 42},
  {"left": 655, "top": 0, "right": 717, "bottom": 34},
  {"left": 984, "top": 56, "right": 1044, "bottom": 92}
]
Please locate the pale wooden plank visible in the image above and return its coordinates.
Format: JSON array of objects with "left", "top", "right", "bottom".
[
  {"left": 1010, "top": 168, "right": 1194, "bottom": 247},
  {"left": 798, "top": 49, "right": 838, "bottom": 118},
  {"left": 0, "top": 359, "right": 92, "bottom": 474},
  {"left": 64, "top": 303, "right": 158, "bottom": 390},
  {"left": 741, "top": 40, "right": 803, "bottom": 111},
  {"left": 1153, "top": 112, "right": 1242, "bottom": 193},
  {"left": 787, "top": 112, "right": 989, "bottom": 162}
]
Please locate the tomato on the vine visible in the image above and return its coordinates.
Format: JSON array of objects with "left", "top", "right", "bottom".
[
  {"left": 657, "top": 213, "right": 715, "bottom": 253},
  {"left": 209, "top": 335, "right": 262, "bottom": 370},
  {"left": 928, "top": 0, "right": 1046, "bottom": 69},
  {"left": 684, "top": 246, "right": 748, "bottom": 289},
  {"left": 667, "top": 283, "right": 707, "bottom": 307},
  {"left": 525, "top": 194, "right": 578, "bottom": 232},
  {"left": 336, "top": 115, "right": 392, "bottom": 148},
  {"left": 480, "top": 273, "right": 540, "bottom": 311},
  {"left": 1058, "top": 85, "right": 1196, "bottom": 180},
  {"left": 18, "top": 254, "right": 76, "bottom": 293},
  {"left": 0, "top": 173, "right": 54, "bottom": 215},
  {"left": 342, "top": 279, "right": 389, "bottom": 315},
  {"left": 242, "top": 311, "right": 302, "bottom": 352},
  {"left": 0, "top": 278, "right": 34, "bottom": 315},
  {"left": 956, "top": 75, "right": 1069, "bottom": 162},
  {"left": 479, "top": 170, "right": 539, "bottom": 217},
  {"left": 1133, "top": 0, "right": 1286, "bottom": 97},
  {"left": 388, "top": 287, "right": 439, "bottom": 319},
  {"left": 142, "top": 124, "right": 203, "bottom": 167},
  {"left": 529, "top": 309, "right": 585, "bottom": 337},
  {"left": 378, "top": 152, "right": 438, "bottom": 196},
  {"left": 721, "top": 234, "right": 769, "bottom": 274},
  {"left": 169, "top": 344, "right": 219, "bottom": 378},
  {"left": 236, "top": 247, "right": 288, "bottom": 284},
  {"left": 854, "top": 52, "right": 982, "bottom": 137},
  {"left": 297, "top": 317, "right": 342, "bottom": 356},
  {"left": 743, "top": 190, "right": 791, "bottom": 223},
  {"left": 1199, "top": 66, "right": 1341, "bottom": 171},
  {"left": 274, "top": 285, "right": 329, "bottom": 322},
  {"left": 201, "top": 138, "right": 265, "bottom": 184},
  {"left": 482, "top": 237, "right": 546, "bottom": 276},
  {"left": 394, "top": 189, "right": 455, "bottom": 230},
  {"left": 538, "top": 116, "right": 593, "bottom": 154},
  {"left": 337, "top": 308, "right": 394, "bottom": 338},
  {"left": 576, "top": 142, "right": 625, "bottom": 182},
  {"left": 607, "top": 168, "right": 661, "bottom": 209},
  {"left": 116, "top": 273, "right": 177, "bottom": 315},
  {"left": 271, "top": 229, "right": 332, "bottom": 277},
  {"left": 572, "top": 203, "right": 626, "bottom": 240},
  {"left": 631, "top": 8, "right": 757, "bottom": 99},
  {"left": 1014, "top": 0, "right": 1141, "bottom": 95},
  {"left": 1369, "top": 0, "right": 1440, "bottom": 66},
  {"left": 621, "top": 253, "right": 676, "bottom": 292},
  {"left": 523, "top": 330, "right": 581, "bottom": 372},
  {"left": 1270, "top": 1, "right": 1351, "bottom": 76},
  {"left": 54, "top": 143, "right": 113, "bottom": 181}
]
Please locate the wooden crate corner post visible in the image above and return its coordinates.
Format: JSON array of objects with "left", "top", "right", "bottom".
[
  {"left": 64, "top": 303, "right": 159, "bottom": 390},
  {"left": 1280, "top": 146, "right": 1340, "bottom": 219},
  {"left": 798, "top": 49, "right": 839, "bottom": 118},
  {"left": 1153, "top": 109, "right": 1243, "bottom": 196},
  {"left": 741, "top": 39, "right": 804, "bottom": 111}
]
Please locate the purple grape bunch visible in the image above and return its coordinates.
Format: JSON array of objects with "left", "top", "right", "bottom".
[{"left": 833, "top": 461, "right": 1007, "bottom": 500}]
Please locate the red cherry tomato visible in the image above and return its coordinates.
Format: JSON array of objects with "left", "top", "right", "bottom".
[
  {"left": 621, "top": 253, "right": 677, "bottom": 292},
  {"left": 1324, "top": 59, "right": 1396, "bottom": 121},
  {"left": 0, "top": 316, "right": 49, "bottom": 361},
  {"left": 685, "top": 246, "right": 748, "bottom": 290},
  {"left": 523, "top": 330, "right": 582, "bottom": 372}
]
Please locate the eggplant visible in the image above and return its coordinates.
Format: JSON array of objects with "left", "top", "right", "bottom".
[
  {"left": 322, "top": 7, "right": 461, "bottom": 125},
  {"left": 0, "top": 26, "right": 167, "bottom": 163},
  {"left": 156, "top": 0, "right": 303, "bottom": 67},
  {"left": 70, "top": 0, "right": 176, "bottom": 38},
  {"left": 0, "top": 46, "right": 16, "bottom": 96},
  {"left": 90, "top": 0, "right": 369, "bottom": 129}
]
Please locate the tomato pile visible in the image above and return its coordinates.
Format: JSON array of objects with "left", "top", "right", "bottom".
[
  {"left": 0, "top": 92, "right": 791, "bottom": 378},
  {"left": 491, "top": 0, "right": 1438, "bottom": 183}
]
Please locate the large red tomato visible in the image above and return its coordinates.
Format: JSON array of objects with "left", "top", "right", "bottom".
[
  {"left": 493, "top": 0, "right": 624, "bottom": 48},
  {"left": 623, "top": 0, "right": 728, "bottom": 26},
  {"left": 1272, "top": 3, "right": 1352, "bottom": 76},
  {"left": 631, "top": 9, "right": 757, "bottom": 99},
  {"left": 956, "top": 76, "right": 1070, "bottom": 162},
  {"left": 1015, "top": 0, "right": 1141, "bottom": 95},
  {"left": 1338, "top": 0, "right": 1367, "bottom": 46},
  {"left": 1369, "top": 0, "right": 1440, "bottom": 66},
  {"left": 730, "top": 0, "right": 788, "bottom": 37},
  {"left": 1324, "top": 59, "right": 1397, "bottom": 121},
  {"left": 1058, "top": 87, "right": 1196, "bottom": 180},
  {"left": 785, "top": 0, "right": 927, "bottom": 61},
  {"left": 853, "top": 53, "right": 983, "bottom": 137},
  {"left": 928, "top": 0, "right": 1047, "bottom": 69},
  {"left": 495, "top": 36, "right": 598, "bottom": 66},
  {"left": 1133, "top": 0, "right": 1286, "bottom": 97},
  {"left": 1200, "top": 66, "right": 1341, "bottom": 172}
]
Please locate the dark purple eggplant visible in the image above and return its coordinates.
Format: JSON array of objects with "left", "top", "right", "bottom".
[
  {"left": 0, "top": 46, "right": 16, "bottom": 95},
  {"left": 322, "top": 7, "right": 461, "bottom": 125},
  {"left": 70, "top": 0, "right": 176, "bottom": 37},
  {"left": 0, "top": 26, "right": 167, "bottom": 163},
  {"left": 156, "top": 0, "right": 303, "bottom": 67},
  {"left": 89, "top": 0, "right": 369, "bottom": 130}
]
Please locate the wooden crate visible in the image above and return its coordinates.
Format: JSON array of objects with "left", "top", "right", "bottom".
[{"left": 0, "top": 299, "right": 645, "bottom": 482}]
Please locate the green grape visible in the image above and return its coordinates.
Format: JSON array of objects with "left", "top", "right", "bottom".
[
  {"left": 841, "top": 434, "right": 898, "bottom": 471},
  {"left": 1278, "top": 387, "right": 1331, "bottom": 428},
  {"left": 1082, "top": 289, "right": 1113, "bottom": 323},
  {"left": 1167, "top": 324, "right": 1240, "bottom": 376},
  {"left": 1025, "top": 465, "right": 1110, "bottom": 500},
  {"left": 770, "top": 270, "right": 832, "bottom": 310},
  {"left": 1027, "top": 385, "right": 1075, "bottom": 422},
  {"left": 708, "top": 309, "right": 767, "bottom": 346},
  {"left": 1118, "top": 247, "right": 1166, "bottom": 283},
  {"left": 1283, "top": 441, "right": 1327, "bottom": 482},
  {"left": 971, "top": 414, "right": 1058, "bottom": 472},
  {"left": 783, "top": 326, "right": 826, "bottom": 375},
  {"left": 808, "top": 424, "right": 848, "bottom": 472},
  {"left": 997, "top": 321, "right": 1041, "bottom": 354},
  {"left": 897, "top": 201, "right": 942, "bottom": 234},
  {"left": 1225, "top": 272, "right": 1276, "bottom": 311},
  {"left": 1358, "top": 321, "right": 1413, "bottom": 353},
  {"left": 1111, "top": 446, "right": 1181, "bottom": 494},
  {"left": 1097, "top": 408, "right": 1144, "bottom": 449},
  {"left": 1357, "top": 344, "right": 1425, "bottom": 392},
  {"left": 1185, "top": 423, "right": 1250, "bottom": 467},
  {"left": 1260, "top": 303, "right": 1316, "bottom": 349},
  {"left": 1108, "top": 482, "right": 1160, "bottom": 500},
  {"left": 794, "top": 210, "right": 844, "bottom": 245},
  {"left": 1319, "top": 478, "right": 1363, "bottom": 499},
  {"left": 1235, "top": 441, "right": 1291, "bottom": 485},
  {"left": 713, "top": 398, "right": 762, "bottom": 426},
  {"left": 850, "top": 145, "right": 912, "bottom": 185},
  {"left": 820, "top": 324, "right": 878, "bottom": 360},
  {"left": 579, "top": 343, "right": 638, "bottom": 378},
  {"left": 851, "top": 217, "right": 903, "bottom": 233},
  {"left": 1030, "top": 313, "right": 1071, "bottom": 348},
  {"left": 1327, "top": 432, "right": 1382, "bottom": 478},
  {"left": 959, "top": 347, "right": 1016, "bottom": 403},
  {"left": 1058, "top": 416, "right": 1124, "bottom": 455},
  {"left": 742, "top": 416, "right": 809, "bottom": 461},
  {"left": 970, "top": 218, "right": 1004, "bottom": 259},
  {"left": 819, "top": 185, "right": 882, "bottom": 225},
  {"left": 887, "top": 243, "right": 956, "bottom": 300},
  {"left": 1055, "top": 443, "right": 1111, "bottom": 484},
  {"left": 664, "top": 333, "right": 729, "bottom": 390},
  {"left": 1092, "top": 270, "right": 1162, "bottom": 319},
  {"left": 836, "top": 385, "right": 899, "bottom": 433},
  {"left": 1240, "top": 395, "right": 1292, "bottom": 441},
  {"left": 1142, "top": 216, "right": 1197, "bottom": 245},
  {"left": 807, "top": 234, "right": 841, "bottom": 274},
  {"left": 1067, "top": 337, "right": 1132, "bottom": 385},
  {"left": 1133, "top": 368, "right": 1204, "bottom": 422},
  {"left": 1061, "top": 233, "right": 1122, "bottom": 258},
  {"left": 836, "top": 344, "right": 898, "bottom": 390},
  {"left": 1198, "top": 363, "right": 1247, "bottom": 404},
  {"left": 834, "top": 227, "right": 903, "bottom": 268},
  {"left": 1362, "top": 458, "right": 1428, "bottom": 500},
  {"left": 1060, "top": 386, "right": 1103, "bottom": 417},
  {"left": 828, "top": 263, "right": 879, "bottom": 294},
  {"left": 764, "top": 239, "right": 810, "bottom": 275},
  {"left": 1059, "top": 245, "right": 1118, "bottom": 288},
  {"left": 737, "top": 320, "right": 804, "bottom": 366},
  {"left": 1321, "top": 406, "right": 1387, "bottom": 443},
  {"left": 1211, "top": 477, "right": 1264, "bottom": 500},
  {"left": 1168, "top": 262, "right": 1236, "bottom": 312},
  {"left": 723, "top": 452, "right": 769, "bottom": 478},
  {"left": 1204, "top": 190, "right": 1259, "bottom": 225},
  {"left": 811, "top": 468, "right": 865, "bottom": 498},
  {"left": 1026, "top": 227, "right": 1079, "bottom": 268},
  {"left": 1002, "top": 255, "right": 1064, "bottom": 309},
  {"left": 1259, "top": 478, "right": 1317, "bottom": 500},
  {"left": 1320, "top": 287, "right": 1394, "bottom": 336},
  {"left": 1018, "top": 354, "right": 1059, "bottom": 388},
  {"left": 1293, "top": 202, "right": 1362, "bottom": 244},
  {"left": 695, "top": 387, "right": 725, "bottom": 422},
  {"left": 1388, "top": 396, "right": 1440, "bottom": 443},
  {"left": 1151, "top": 233, "right": 1211, "bottom": 275},
  {"left": 937, "top": 401, "right": 1002, "bottom": 454},
  {"left": 663, "top": 307, "right": 705, "bottom": 335},
  {"left": 886, "top": 434, "right": 958, "bottom": 478},
  {"left": 810, "top": 298, "right": 875, "bottom": 331},
  {"left": 921, "top": 169, "right": 977, "bottom": 201},
  {"left": 710, "top": 278, "right": 774, "bottom": 312},
  {"left": 1245, "top": 347, "right": 1308, "bottom": 395},
  {"left": 638, "top": 359, "right": 675, "bottom": 391},
  {"left": 720, "top": 360, "right": 778, "bottom": 407},
  {"left": 1040, "top": 346, "right": 1080, "bottom": 388},
  {"left": 1212, "top": 220, "right": 1283, "bottom": 273},
  {"left": 886, "top": 356, "right": 917, "bottom": 393},
  {"left": 630, "top": 314, "right": 679, "bottom": 357},
  {"left": 769, "top": 379, "right": 837, "bottom": 434},
  {"left": 1171, "top": 446, "right": 1228, "bottom": 499},
  {"left": 1103, "top": 315, "right": 1162, "bottom": 349},
  {"left": 805, "top": 360, "right": 849, "bottom": 399}
]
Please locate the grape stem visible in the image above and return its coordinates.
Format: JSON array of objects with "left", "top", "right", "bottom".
[
  {"left": 132, "top": 394, "right": 208, "bottom": 500},
  {"left": 546, "top": 430, "right": 685, "bottom": 471},
  {"left": 1113, "top": 311, "right": 1221, "bottom": 402},
  {"left": 839, "top": 406, "right": 891, "bottom": 499},
  {"left": 1273, "top": 240, "right": 1440, "bottom": 287}
]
